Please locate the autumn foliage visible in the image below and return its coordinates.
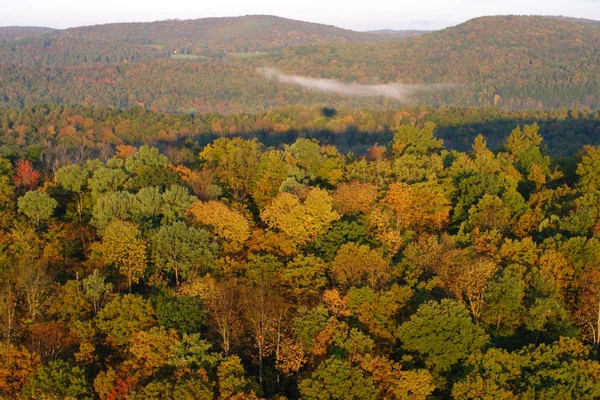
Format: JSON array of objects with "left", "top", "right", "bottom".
[{"left": 2, "top": 116, "right": 600, "bottom": 399}]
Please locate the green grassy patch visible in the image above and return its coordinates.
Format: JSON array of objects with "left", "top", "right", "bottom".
[
  {"left": 169, "top": 53, "right": 209, "bottom": 60},
  {"left": 229, "top": 52, "right": 268, "bottom": 58}
]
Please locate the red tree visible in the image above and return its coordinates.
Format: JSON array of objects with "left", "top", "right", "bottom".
[{"left": 13, "top": 160, "right": 40, "bottom": 190}]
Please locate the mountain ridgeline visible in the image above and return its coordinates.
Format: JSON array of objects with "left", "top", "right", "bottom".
[{"left": 0, "top": 15, "right": 599, "bottom": 113}]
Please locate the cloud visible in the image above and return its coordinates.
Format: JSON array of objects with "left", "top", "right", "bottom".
[{"left": 259, "top": 68, "right": 447, "bottom": 102}]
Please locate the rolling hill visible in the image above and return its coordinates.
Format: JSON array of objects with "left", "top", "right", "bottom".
[
  {"left": 0, "top": 15, "right": 599, "bottom": 113},
  {"left": 58, "top": 15, "right": 410, "bottom": 53},
  {"left": 0, "top": 15, "right": 417, "bottom": 67},
  {"left": 0, "top": 26, "right": 57, "bottom": 40},
  {"left": 262, "top": 15, "right": 600, "bottom": 109}
]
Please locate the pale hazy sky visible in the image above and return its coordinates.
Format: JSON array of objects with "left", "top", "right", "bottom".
[{"left": 2, "top": 0, "right": 599, "bottom": 31}]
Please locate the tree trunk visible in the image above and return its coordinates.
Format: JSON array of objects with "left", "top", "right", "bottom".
[
  {"left": 258, "top": 343, "right": 263, "bottom": 387},
  {"left": 596, "top": 298, "right": 600, "bottom": 350}
]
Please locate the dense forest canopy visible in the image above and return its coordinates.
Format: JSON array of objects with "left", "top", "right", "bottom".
[
  {"left": 1, "top": 101, "right": 600, "bottom": 398},
  {"left": 57, "top": 15, "right": 414, "bottom": 52},
  {"left": 0, "top": 15, "right": 599, "bottom": 113},
  {"left": 0, "top": 104, "right": 598, "bottom": 160}
]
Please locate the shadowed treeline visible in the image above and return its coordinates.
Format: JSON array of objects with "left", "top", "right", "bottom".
[{"left": 0, "top": 105, "right": 598, "bottom": 170}]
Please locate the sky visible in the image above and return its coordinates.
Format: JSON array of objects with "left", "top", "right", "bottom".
[{"left": 2, "top": 0, "right": 599, "bottom": 31}]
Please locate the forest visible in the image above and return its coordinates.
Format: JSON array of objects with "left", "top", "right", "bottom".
[
  {"left": 2, "top": 101, "right": 600, "bottom": 398},
  {"left": 0, "top": 16, "right": 600, "bottom": 113},
  {"left": 2, "top": 11, "right": 600, "bottom": 400}
]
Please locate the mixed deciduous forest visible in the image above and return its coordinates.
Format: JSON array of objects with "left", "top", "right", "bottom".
[
  {"left": 2, "top": 102, "right": 600, "bottom": 399},
  {"left": 2, "top": 11, "right": 600, "bottom": 400}
]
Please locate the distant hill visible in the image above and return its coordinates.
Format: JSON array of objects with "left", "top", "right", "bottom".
[
  {"left": 0, "top": 26, "right": 56, "bottom": 40},
  {"left": 549, "top": 16, "right": 600, "bottom": 28},
  {"left": 0, "top": 15, "right": 599, "bottom": 113},
  {"left": 57, "top": 15, "right": 403, "bottom": 53},
  {"left": 263, "top": 15, "right": 600, "bottom": 109},
  {"left": 0, "top": 15, "right": 411, "bottom": 67}
]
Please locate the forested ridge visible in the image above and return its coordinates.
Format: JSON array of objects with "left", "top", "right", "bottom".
[
  {"left": 0, "top": 15, "right": 599, "bottom": 113},
  {"left": 0, "top": 14, "right": 409, "bottom": 69},
  {"left": 0, "top": 27, "right": 57, "bottom": 41},
  {"left": 2, "top": 100, "right": 600, "bottom": 398}
]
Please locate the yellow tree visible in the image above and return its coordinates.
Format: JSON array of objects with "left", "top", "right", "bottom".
[
  {"left": 404, "top": 235, "right": 497, "bottom": 319},
  {"left": 188, "top": 201, "right": 251, "bottom": 254},
  {"left": 171, "top": 165, "right": 222, "bottom": 201},
  {"left": 250, "top": 150, "right": 289, "bottom": 209},
  {"left": 200, "top": 138, "right": 262, "bottom": 200},
  {"left": 0, "top": 344, "right": 40, "bottom": 398},
  {"left": 384, "top": 182, "right": 450, "bottom": 233},
  {"left": 217, "top": 355, "right": 260, "bottom": 399},
  {"left": 100, "top": 220, "right": 147, "bottom": 291},
  {"left": 358, "top": 354, "right": 434, "bottom": 399},
  {"left": 333, "top": 181, "right": 378, "bottom": 216},
  {"left": 574, "top": 269, "right": 600, "bottom": 349},
  {"left": 125, "top": 327, "right": 179, "bottom": 380},
  {"left": 246, "top": 229, "right": 298, "bottom": 258},
  {"left": 367, "top": 207, "right": 405, "bottom": 255},
  {"left": 261, "top": 188, "right": 339, "bottom": 246},
  {"left": 331, "top": 242, "right": 392, "bottom": 290}
]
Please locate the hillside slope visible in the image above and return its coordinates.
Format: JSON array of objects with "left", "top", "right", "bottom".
[
  {"left": 0, "top": 16, "right": 599, "bottom": 113},
  {"left": 57, "top": 15, "right": 400, "bottom": 53},
  {"left": 261, "top": 15, "right": 600, "bottom": 109},
  {"left": 0, "top": 15, "right": 409, "bottom": 67},
  {"left": 0, "top": 26, "right": 57, "bottom": 40}
]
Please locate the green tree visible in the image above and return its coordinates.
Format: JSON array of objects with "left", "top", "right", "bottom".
[
  {"left": 292, "top": 306, "right": 330, "bottom": 354},
  {"left": 91, "top": 191, "right": 135, "bottom": 233},
  {"left": 153, "top": 290, "right": 206, "bottom": 334},
  {"left": 391, "top": 123, "right": 444, "bottom": 157},
  {"left": 279, "top": 255, "right": 328, "bottom": 304},
  {"left": 0, "top": 174, "right": 15, "bottom": 229},
  {"left": 453, "top": 337, "right": 600, "bottom": 399},
  {"left": 250, "top": 150, "right": 289, "bottom": 208},
  {"left": 314, "top": 219, "right": 369, "bottom": 261},
  {"left": 466, "top": 194, "right": 513, "bottom": 233},
  {"left": 298, "top": 356, "right": 379, "bottom": 400},
  {"left": 168, "top": 333, "right": 222, "bottom": 373},
  {"left": 151, "top": 221, "right": 217, "bottom": 285},
  {"left": 96, "top": 294, "right": 156, "bottom": 350},
  {"left": 504, "top": 123, "right": 552, "bottom": 188},
  {"left": 160, "top": 185, "right": 197, "bottom": 224},
  {"left": 398, "top": 299, "right": 489, "bottom": 388},
  {"left": 17, "top": 190, "right": 57, "bottom": 228},
  {"left": 56, "top": 164, "right": 89, "bottom": 221},
  {"left": 88, "top": 166, "right": 128, "bottom": 201},
  {"left": 82, "top": 269, "right": 113, "bottom": 315},
  {"left": 481, "top": 265, "right": 527, "bottom": 337},
  {"left": 217, "top": 355, "right": 260, "bottom": 399},
  {"left": 346, "top": 285, "right": 412, "bottom": 342},
  {"left": 22, "top": 360, "right": 91, "bottom": 399},
  {"left": 124, "top": 145, "right": 169, "bottom": 173}
]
